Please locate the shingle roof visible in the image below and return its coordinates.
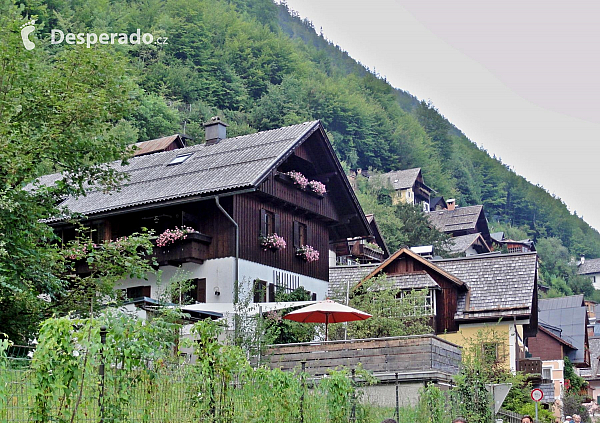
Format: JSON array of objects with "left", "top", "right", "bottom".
[
  {"left": 328, "top": 264, "right": 378, "bottom": 301},
  {"left": 133, "top": 134, "right": 185, "bottom": 156},
  {"left": 382, "top": 168, "right": 421, "bottom": 190},
  {"left": 447, "top": 233, "right": 488, "bottom": 254},
  {"left": 578, "top": 258, "right": 600, "bottom": 275},
  {"left": 37, "top": 121, "right": 320, "bottom": 217},
  {"left": 432, "top": 252, "right": 537, "bottom": 320},
  {"left": 428, "top": 205, "right": 484, "bottom": 233},
  {"left": 387, "top": 273, "right": 440, "bottom": 290},
  {"left": 538, "top": 295, "right": 587, "bottom": 364}
]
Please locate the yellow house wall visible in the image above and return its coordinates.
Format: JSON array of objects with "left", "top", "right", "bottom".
[
  {"left": 391, "top": 188, "right": 413, "bottom": 206},
  {"left": 440, "top": 322, "right": 515, "bottom": 371}
]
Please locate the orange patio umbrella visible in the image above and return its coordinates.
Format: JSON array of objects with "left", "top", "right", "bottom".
[{"left": 282, "top": 299, "right": 371, "bottom": 341}]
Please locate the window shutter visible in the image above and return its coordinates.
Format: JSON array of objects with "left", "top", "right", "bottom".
[
  {"left": 260, "top": 209, "right": 267, "bottom": 236},
  {"left": 307, "top": 224, "right": 312, "bottom": 247},
  {"left": 197, "top": 278, "right": 206, "bottom": 303},
  {"left": 253, "top": 280, "right": 261, "bottom": 303},
  {"left": 274, "top": 213, "right": 281, "bottom": 234},
  {"left": 293, "top": 221, "right": 300, "bottom": 248},
  {"left": 268, "top": 283, "right": 275, "bottom": 303}
]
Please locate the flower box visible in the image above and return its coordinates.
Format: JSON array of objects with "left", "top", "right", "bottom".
[
  {"left": 295, "top": 245, "right": 319, "bottom": 262},
  {"left": 275, "top": 171, "right": 326, "bottom": 197},
  {"left": 260, "top": 233, "right": 287, "bottom": 251},
  {"left": 154, "top": 232, "right": 212, "bottom": 266}
]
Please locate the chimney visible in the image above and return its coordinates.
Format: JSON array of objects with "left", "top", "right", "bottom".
[
  {"left": 581, "top": 255, "right": 585, "bottom": 265},
  {"left": 447, "top": 198, "right": 456, "bottom": 211},
  {"left": 204, "top": 116, "right": 228, "bottom": 145}
]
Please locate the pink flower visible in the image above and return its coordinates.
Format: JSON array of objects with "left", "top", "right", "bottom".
[
  {"left": 296, "top": 245, "right": 319, "bottom": 262},
  {"left": 260, "top": 233, "right": 286, "bottom": 251},
  {"left": 285, "top": 171, "right": 309, "bottom": 189},
  {"left": 156, "top": 226, "right": 197, "bottom": 248},
  {"left": 307, "top": 180, "right": 326, "bottom": 195}
]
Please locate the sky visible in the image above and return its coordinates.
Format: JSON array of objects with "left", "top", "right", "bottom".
[{"left": 281, "top": 0, "right": 600, "bottom": 232}]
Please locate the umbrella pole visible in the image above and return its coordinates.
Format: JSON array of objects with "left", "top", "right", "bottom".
[{"left": 325, "top": 314, "right": 329, "bottom": 341}]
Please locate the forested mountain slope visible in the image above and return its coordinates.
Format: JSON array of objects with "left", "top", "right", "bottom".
[{"left": 21, "top": 0, "right": 600, "bottom": 266}]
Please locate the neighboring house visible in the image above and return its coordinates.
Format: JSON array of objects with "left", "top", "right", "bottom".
[
  {"left": 132, "top": 134, "right": 188, "bottom": 156},
  {"left": 490, "top": 232, "right": 535, "bottom": 253},
  {"left": 330, "top": 214, "right": 390, "bottom": 265},
  {"left": 334, "top": 248, "right": 538, "bottom": 373},
  {"left": 427, "top": 204, "right": 492, "bottom": 246},
  {"left": 534, "top": 295, "right": 590, "bottom": 368},
  {"left": 578, "top": 257, "right": 600, "bottom": 290},
  {"left": 446, "top": 232, "right": 491, "bottom": 256},
  {"left": 527, "top": 322, "right": 577, "bottom": 406},
  {"left": 42, "top": 119, "right": 371, "bottom": 306},
  {"left": 380, "top": 168, "right": 432, "bottom": 211}
]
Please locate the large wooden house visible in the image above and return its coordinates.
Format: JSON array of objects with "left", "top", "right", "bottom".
[{"left": 42, "top": 119, "right": 371, "bottom": 305}]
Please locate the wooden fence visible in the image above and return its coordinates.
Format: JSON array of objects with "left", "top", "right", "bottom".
[{"left": 263, "top": 334, "right": 461, "bottom": 380}]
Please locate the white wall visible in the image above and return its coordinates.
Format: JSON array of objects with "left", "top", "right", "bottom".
[{"left": 116, "top": 257, "right": 328, "bottom": 303}]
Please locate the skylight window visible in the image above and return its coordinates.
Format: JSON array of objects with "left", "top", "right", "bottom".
[{"left": 168, "top": 153, "right": 193, "bottom": 165}]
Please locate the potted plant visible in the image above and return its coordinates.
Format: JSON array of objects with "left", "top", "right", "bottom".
[
  {"left": 156, "top": 226, "right": 197, "bottom": 247},
  {"left": 259, "top": 233, "right": 287, "bottom": 251},
  {"left": 295, "top": 245, "right": 319, "bottom": 262},
  {"left": 285, "top": 171, "right": 309, "bottom": 189},
  {"left": 306, "top": 180, "right": 326, "bottom": 196}
]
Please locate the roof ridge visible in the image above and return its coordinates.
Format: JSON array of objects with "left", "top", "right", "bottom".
[{"left": 432, "top": 251, "right": 537, "bottom": 262}]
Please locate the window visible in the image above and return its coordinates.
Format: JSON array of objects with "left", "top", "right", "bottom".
[
  {"left": 542, "top": 367, "right": 552, "bottom": 381},
  {"left": 482, "top": 342, "right": 499, "bottom": 362},
  {"left": 187, "top": 278, "right": 206, "bottom": 303},
  {"left": 254, "top": 279, "right": 268, "bottom": 303},
  {"left": 396, "top": 289, "right": 434, "bottom": 316},
  {"left": 293, "top": 221, "right": 308, "bottom": 248},
  {"left": 168, "top": 153, "right": 193, "bottom": 165},
  {"left": 126, "top": 285, "right": 151, "bottom": 299},
  {"left": 260, "top": 209, "right": 280, "bottom": 236},
  {"left": 373, "top": 289, "right": 435, "bottom": 317}
]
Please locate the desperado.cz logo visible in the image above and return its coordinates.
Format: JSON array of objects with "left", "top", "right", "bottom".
[{"left": 20, "top": 20, "right": 167, "bottom": 50}]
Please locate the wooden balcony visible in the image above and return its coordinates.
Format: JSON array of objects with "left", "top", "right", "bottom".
[
  {"left": 351, "top": 242, "right": 385, "bottom": 263},
  {"left": 153, "top": 232, "right": 212, "bottom": 266}
]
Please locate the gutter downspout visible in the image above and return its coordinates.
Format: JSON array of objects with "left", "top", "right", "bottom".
[
  {"left": 215, "top": 196, "right": 239, "bottom": 304},
  {"left": 215, "top": 195, "right": 240, "bottom": 344}
]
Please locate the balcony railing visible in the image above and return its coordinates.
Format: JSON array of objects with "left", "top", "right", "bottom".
[
  {"left": 351, "top": 243, "right": 385, "bottom": 262},
  {"left": 154, "top": 232, "right": 212, "bottom": 266}
]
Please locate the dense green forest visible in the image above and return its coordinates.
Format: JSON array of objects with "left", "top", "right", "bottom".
[
  {"left": 20, "top": 0, "right": 600, "bottom": 256},
  {"left": 2, "top": 0, "right": 600, "bottom": 341}
]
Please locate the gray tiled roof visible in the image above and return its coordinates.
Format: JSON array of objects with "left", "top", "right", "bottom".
[
  {"left": 490, "top": 232, "right": 504, "bottom": 242},
  {"left": 538, "top": 295, "right": 584, "bottom": 310},
  {"left": 428, "top": 205, "right": 484, "bottom": 233},
  {"left": 37, "top": 121, "right": 320, "bottom": 217},
  {"left": 578, "top": 258, "right": 600, "bottom": 275},
  {"left": 328, "top": 264, "right": 378, "bottom": 301},
  {"left": 538, "top": 295, "right": 587, "bottom": 364},
  {"left": 433, "top": 252, "right": 537, "bottom": 320},
  {"left": 381, "top": 168, "right": 421, "bottom": 190},
  {"left": 447, "top": 233, "right": 483, "bottom": 254}
]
